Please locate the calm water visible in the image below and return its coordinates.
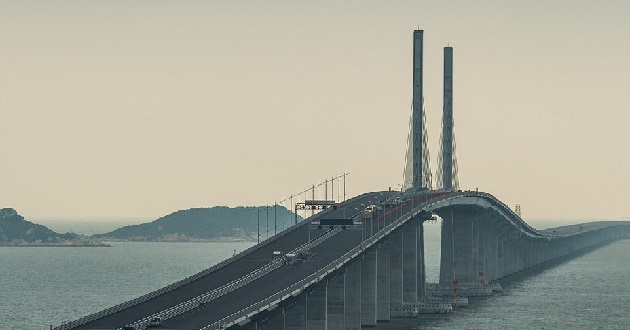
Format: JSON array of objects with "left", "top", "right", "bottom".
[{"left": 2, "top": 221, "right": 629, "bottom": 329}]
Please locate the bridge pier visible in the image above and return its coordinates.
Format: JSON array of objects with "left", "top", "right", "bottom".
[
  {"left": 284, "top": 292, "right": 307, "bottom": 330},
  {"left": 484, "top": 222, "right": 500, "bottom": 282},
  {"left": 508, "top": 238, "right": 519, "bottom": 276},
  {"left": 475, "top": 218, "right": 485, "bottom": 284},
  {"left": 508, "top": 240, "right": 517, "bottom": 275},
  {"left": 264, "top": 206, "right": 630, "bottom": 330},
  {"left": 258, "top": 307, "right": 285, "bottom": 330},
  {"left": 345, "top": 259, "right": 362, "bottom": 330},
  {"left": 326, "top": 272, "right": 345, "bottom": 329},
  {"left": 438, "top": 210, "right": 454, "bottom": 285},
  {"left": 376, "top": 240, "right": 391, "bottom": 322},
  {"left": 389, "top": 231, "right": 403, "bottom": 310},
  {"left": 496, "top": 232, "right": 505, "bottom": 279},
  {"left": 361, "top": 248, "right": 377, "bottom": 327},
  {"left": 306, "top": 282, "right": 327, "bottom": 330},
  {"left": 417, "top": 221, "right": 426, "bottom": 298},
  {"left": 438, "top": 209, "right": 478, "bottom": 285},
  {"left": 402, "top": 220, "right": 418, "bottom": 303}
]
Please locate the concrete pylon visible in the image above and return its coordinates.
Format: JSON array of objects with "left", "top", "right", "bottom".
[
  {"left": 441, "top": 46, "right": 454, "bottom": 190},
  {"left": 412, "top": 29, "right": 426, "bottom": 190}
]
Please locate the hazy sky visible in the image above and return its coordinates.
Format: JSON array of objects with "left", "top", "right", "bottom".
[{"left": 1, "top": 1, "right": 628, "bottom": 221}]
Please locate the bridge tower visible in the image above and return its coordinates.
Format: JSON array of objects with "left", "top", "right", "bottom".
[
  {"left": 411, "top": 29, "right": 431, "bottom": 191},
  {"left": 437, "top": 46, "right": 459, "bottom": 191}
]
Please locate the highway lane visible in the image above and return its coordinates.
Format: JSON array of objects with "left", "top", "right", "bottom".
[
  {"left": 161, "top": 228, "right": 365, "bottom": 329},
  {"left": 159, "top": 191, "right": 408, "bottom": 329},
  {"left": 76, "top": 222, "right": 313, "bottom": 329},
  {"left": 74, "top": 191, "right": 396, "bottom": 329}
]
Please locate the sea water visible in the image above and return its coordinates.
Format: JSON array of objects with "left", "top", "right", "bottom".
[{"left": 1, "top": 221, "right": 629, "bottom": 329}]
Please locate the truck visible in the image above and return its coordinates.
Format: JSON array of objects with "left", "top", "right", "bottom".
[{"left": 285, "top": 249, "right": 311, "bottom": 266}]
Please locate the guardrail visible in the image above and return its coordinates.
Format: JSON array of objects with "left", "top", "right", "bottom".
[{"left": 122, "top": 227, "right": 343, "bottom": 330}]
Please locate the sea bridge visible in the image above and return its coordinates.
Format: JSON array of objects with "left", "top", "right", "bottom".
[{"left": 54, "top": 30, "right": 630, "bottom": 330}]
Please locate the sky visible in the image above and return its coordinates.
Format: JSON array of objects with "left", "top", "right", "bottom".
[{"left": 1, "top": 0, "right": 628, "bottom": 221}]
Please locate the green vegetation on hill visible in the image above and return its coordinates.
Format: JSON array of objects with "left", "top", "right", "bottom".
[
  {"left": 93, "top": 206, "right": 302, "bottom": 241},
  {"left": 0, "top": 208, "right": 80, "bottom": 245}
]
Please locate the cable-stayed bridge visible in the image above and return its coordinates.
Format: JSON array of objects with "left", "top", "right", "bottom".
[{"left": 54, "top": 30, "right": 630, "bottom": 330}]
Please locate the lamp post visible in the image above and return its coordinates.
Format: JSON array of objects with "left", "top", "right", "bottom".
[{"left": 266, "top": 205, "right": 269, "bottom": 240}]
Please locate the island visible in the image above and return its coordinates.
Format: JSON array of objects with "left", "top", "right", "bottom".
[
  {"left": 93, "top": 206, "right": 301, "bottom": 242},
  {"left": 0, "top": 208, "right": 110, "bottom": 247}
]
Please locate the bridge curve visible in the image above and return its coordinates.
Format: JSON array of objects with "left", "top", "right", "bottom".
[
  {"left": 415, "top": 191, "right": 630, "bottom": 286},
  {"left": 56, "top": 190, "right": 630, "bottom": 330}
]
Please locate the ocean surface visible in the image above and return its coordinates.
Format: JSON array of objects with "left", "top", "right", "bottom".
[{"left": 1, "top": 220, "right": 629, "bottom": 329}]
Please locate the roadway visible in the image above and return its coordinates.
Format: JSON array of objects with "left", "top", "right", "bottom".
[
  {"left": 160, "top": 227, "right": 365, "bottom": 328},
  {"left": 74, "top": 191, "right": 398, "bottom": 329},
  {"left": 541, "top": 220, "right": 630, "bottom": 235},
  {"left": 160, "top": 191, "right": 418, "bottom": 328}
]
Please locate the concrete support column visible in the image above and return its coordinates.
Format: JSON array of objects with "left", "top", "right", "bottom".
[
  {"left": 524, "top": 241, "right": 533, "bottom": 270},
  {"left": 326, "top": 273, "right": 345, "bottom": 329},
  {"left": 514, "top": 241, "right": 521, "bottom": 273},
  {"left": 505, "top": 240, "right": 514, "bottom": 275},
  {"left": 306, "top": 282, "right": 327, "bottom": 330},
  {"left": 376, "top": 240, "right": 391, "bottom": 321},
  {"left": 258, "top": 307, "right": 285, "bottom": 330},
  {"left": 439, "top": 212, "right": 454, "bottom": 285},
  {"left": 510, "top": 241, "right": 519, "bottom": 274},
  {"left": 285, "top": 293, "right": 307, "bottom": 330},
  {"left": 475, "top": 218, "right": 485, "bottom": 284},
  {"left": 518, "top": 242, "right": 525, "bottom": 272},
  {"left": 484, "top": 224, "right": 498, "bottom": 282},
  {"left": 345, "top": 260, "right": 362, "bottom": 330},
  {"left": 452, "top": 214, "right": 475, "bottom": 283},
  {"left": 402, "top": 221, "right": 418, "bottom": 302},
  {"left": 390, "top": 230, "right": 403, "bottom": 310},
  {"left": 416, "top": 220, "right": 426, "bottom": 298},
  {"left": 537, "top": 242, "right": 543, "bottom": 265},
  {"left": 361, "top": 248, "right": 377, "bottom": 327},
  {"left": 501, "top": 238, "right": 509, "bottom": 278}
]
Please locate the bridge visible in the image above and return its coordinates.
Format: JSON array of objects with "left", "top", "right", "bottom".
[{"left": 54, "top": 30, "right": 630, "bottom": 330}]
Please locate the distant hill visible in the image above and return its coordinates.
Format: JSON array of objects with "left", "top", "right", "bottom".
[
  {"left": 93, "top": 206, "right": 302, "bottom": 241},
  {"left": 0, "top": 208, "right": 83, "bottom": 245}
]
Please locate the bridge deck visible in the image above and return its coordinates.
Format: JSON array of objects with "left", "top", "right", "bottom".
[
  {"left": 74, "top": 191, "right": 396, "bottom": 329},
  {"left": 541, "top": 221, "right": 630, "bottom": 235},
  {"left": 163, "top": 228, "right": 364, "bottom": 328}
]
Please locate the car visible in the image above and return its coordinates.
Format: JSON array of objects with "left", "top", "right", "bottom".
[{"left": 148, "top": 317, "right": 162, "bottom": 327}]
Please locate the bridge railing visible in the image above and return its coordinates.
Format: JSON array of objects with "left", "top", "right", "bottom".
[{"left": 433, "top": 191, "right": 548, "bottom": 238}]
